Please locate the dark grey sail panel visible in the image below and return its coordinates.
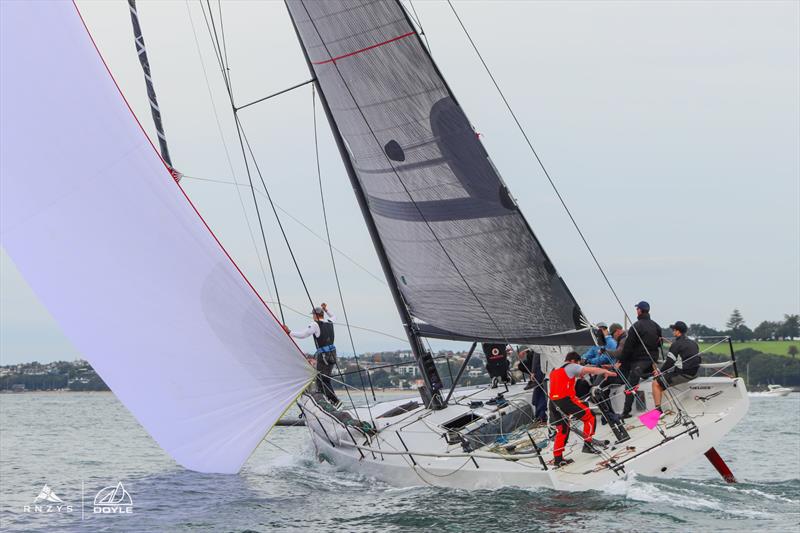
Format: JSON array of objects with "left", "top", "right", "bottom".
[{"left": 286, "top": 0, "right": 586, "bottom": 343}]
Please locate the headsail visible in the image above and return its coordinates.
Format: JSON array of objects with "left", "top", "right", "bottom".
[
  {"left": 0, "top": 1, "right": 313, "bottom": 474},
  {"left": 286, "top": 0, "right": 591, "bottom": 345}
]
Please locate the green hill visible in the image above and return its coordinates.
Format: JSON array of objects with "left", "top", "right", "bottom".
[{"left": 700, "top": 339, "right": 799, "bottom": 358}]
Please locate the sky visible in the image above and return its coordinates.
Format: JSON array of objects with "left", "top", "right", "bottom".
[{"left": 1, "top": 0, "right": 798, "bottom": 364}]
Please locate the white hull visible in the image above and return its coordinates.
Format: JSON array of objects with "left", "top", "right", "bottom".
[{"left": 298, "top": 377, "right": 748, "bottom": 490}]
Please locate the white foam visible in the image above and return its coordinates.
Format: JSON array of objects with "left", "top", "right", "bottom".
[
  {"left": 723, "top": 485, "right": 798, "bottom": 504},
  {"left": 602, "top": 473, "right": 769, "bottom": 518}
]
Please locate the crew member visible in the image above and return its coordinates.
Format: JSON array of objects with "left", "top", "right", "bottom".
[
  {"left": 617, "top": 301, "right": 662, "bottom": 419},
  {"left": 549, "top": 352, "right": 616, "bottom": 467},
  {"left": 581, "top": 322, "right": 617, "bottom": 367},
  {"left": 652, "top": 321, "right": 701, "bottom": 412},
  {"left": 607, "top": 323, "right": 626, "bottom": 358},
  {"left": 519, "top": 346, "right": 547, "bottom": 422},
  {"left": 517, "top": 346, "right": 534, "bottom": 383},
  {"left": 284, "top": 303, "right": 340, "bottom": 407},
  {"left": 595, "top": 322, "right": 627, "bottom": 421},
  {"left": 482, "top": 343, "right": 513, "bottom": 388}
]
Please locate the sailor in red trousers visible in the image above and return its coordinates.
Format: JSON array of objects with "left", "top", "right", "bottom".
[{"left": 549, "top": 351, "right": 616, "bottom": 467}]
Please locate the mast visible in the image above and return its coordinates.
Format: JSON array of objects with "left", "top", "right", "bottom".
[{"left": 286, "top": 6, "right": 445, "bottom": 409}]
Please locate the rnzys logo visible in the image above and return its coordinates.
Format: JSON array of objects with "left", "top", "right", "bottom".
[
  {"left": 93, "top": 482, "right": 134, "bottom": 514},
  {"left": 23, "top": 484, "right": 73, "bottom": 513}
]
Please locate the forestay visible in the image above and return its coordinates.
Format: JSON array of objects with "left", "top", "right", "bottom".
[
  {"left": 286, "top": 0, "right": 589, "bottom": 345},
  {"left": 0, "top": 1, "right": 313, "bottom": 474}
]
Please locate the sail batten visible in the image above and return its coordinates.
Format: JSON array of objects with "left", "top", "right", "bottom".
[
  {"left": 287, "top": 0, "right": 585, "bottom": 342},
  {"left": 0, "top": 1, "right": 313, "bottom": 474}
]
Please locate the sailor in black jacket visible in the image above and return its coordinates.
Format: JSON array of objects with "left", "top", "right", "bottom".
[
  {"left": 652, "top": 321, "right": 701, "bottom": 411},
  {"left": 618, "top": 301, "right": 662, "bottom": 418}
]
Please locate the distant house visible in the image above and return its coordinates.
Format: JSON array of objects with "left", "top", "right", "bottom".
[
  {"left": 397, "top": 364, "right": 418, "bottom": 377},
  {"left": 467, "top": 369, "right": 483, "bottom": 378}
]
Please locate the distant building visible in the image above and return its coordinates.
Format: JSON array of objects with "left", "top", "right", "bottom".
[{"left": 397, "top": 364, "right": 418, "bottom": 377}]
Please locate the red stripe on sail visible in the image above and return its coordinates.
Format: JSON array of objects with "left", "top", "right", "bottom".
[{"left": 312, "top": 31, "right": 415, "bottom": 65}]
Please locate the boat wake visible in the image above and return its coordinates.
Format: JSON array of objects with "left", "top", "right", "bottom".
[{"left": 599, "top": 473, "right": 781, "bottom": 519}]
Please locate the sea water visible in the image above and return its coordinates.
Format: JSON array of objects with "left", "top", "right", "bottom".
[{"left": 0, "top": 391, "right": 798, "bottom": 532}]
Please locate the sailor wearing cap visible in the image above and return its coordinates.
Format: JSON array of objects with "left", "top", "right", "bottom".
[
  {"left": 581, "top": 322, "right": 617, "bottom": 367},
  {"left": 617, "top": 300, "right": 663, "bottom": 419},
  {"left": 284, "top": 303, "right": 340, "bottom": 407},
  {"left": 652, "top": 321, "right": 701, "bottom": 412}
]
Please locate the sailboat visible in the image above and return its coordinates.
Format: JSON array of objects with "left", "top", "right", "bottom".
[{"left": 0, "top": 1, "right": 748, "bottom": 490}]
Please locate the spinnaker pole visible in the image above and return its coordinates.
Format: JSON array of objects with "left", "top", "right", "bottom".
[
  {"left": 286, "top": 3, "right": 445, "bottom": 410},
  {"left": 127, "top": 0, "right": 179, "bottom": 180}
]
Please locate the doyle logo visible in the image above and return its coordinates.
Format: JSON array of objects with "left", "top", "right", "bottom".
[
  {"left": 93, "top": 482, "right": 133, "bottom": 514},
  {"left": 23, "top": 484, "right": 73, "bottom": 513}
]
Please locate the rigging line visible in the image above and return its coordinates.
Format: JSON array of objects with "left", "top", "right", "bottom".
[
  {"left": 443, "top": 0, "right": 630, "bottom": 325},
  {"left": 215, "top": 0, "right": 230, "bottom": 83},
  {"left": 199, "top": 0, "right": 287, "bottom": 321},
  {"left": 313, "top": 86, "right": 377, "bottom": 402},
  {"left": 183, "top": 0, "right": 274, "bottom": 303},
  {"left": 206, "top": 0, "right": 228, "bottom": 83},
  {"left": 236, "top": 78, "right": 316, "bottom": 111},
  {"left": 406, "top": 0, "right": 432, "bottom": 52},
  {"left": 334, "top": 353, "right": 455, "bottom": 377},
  {"left": 179, "top": 173, "right": 387, "bottom": 286},
  {"left": 330, "top": 359, "right": 363, "bottom": 426},
  {"left": 266, "top": 299, "right": 409, "bottom": 345},
  {"left": 298, "top": 1, "right": 510, "bottom": 343},
  {"left": 444, "top": 0, "right": 686, "bottom": 413},
  {"left": 198, "top": 2, "right": 226, "bottom": 85},
  {"left": 203, "top": 2, "right": 316, "bottom": 309},
  {"left": 237, "top": 120, "right": 315, "bottom": 308}
]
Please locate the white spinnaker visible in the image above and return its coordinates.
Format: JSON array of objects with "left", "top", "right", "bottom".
[{"left": 0, "top": 1, "right": 314, "bottom": 474}]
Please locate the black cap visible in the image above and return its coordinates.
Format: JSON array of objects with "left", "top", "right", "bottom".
[
  {"left": 564, "top": 351, "right": 581, "bottom": 362},
  {"left": 669, "top": 321, "right": 688, "bottom": 334},
  {"left": 635, "top": 301, "right": 650, "bottom": 312}
]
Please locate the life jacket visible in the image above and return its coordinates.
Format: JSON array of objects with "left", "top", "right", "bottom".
[
  {"left": 314, "top": 320, "right": 335, "bottom": 349},
  {"left": 549, "top": 363, "right": 577, "bottom": 400}
]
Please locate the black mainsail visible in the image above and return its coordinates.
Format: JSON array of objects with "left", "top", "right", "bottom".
[{"left": 286, "top": 0, "right": 592, "bottom": 369}]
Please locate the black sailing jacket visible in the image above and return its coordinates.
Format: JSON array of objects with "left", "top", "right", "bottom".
[
  {"left": 660, "top": 335, "right": 701, "bottom": 376},
  {"left": 619, "top": 313, "right": 662, "bottom": 364}
]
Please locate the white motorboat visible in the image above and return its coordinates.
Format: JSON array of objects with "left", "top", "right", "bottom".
[{"left": 752, "top": 384, "right": 794, "bottom": 397}]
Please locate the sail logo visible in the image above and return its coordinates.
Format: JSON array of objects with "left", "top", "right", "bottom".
[
  {"left": 93, "top": 482, "right": 133, "bottom": 514},
  {"left": 23, "top": 484, "right": 73, "bottom": 513}
]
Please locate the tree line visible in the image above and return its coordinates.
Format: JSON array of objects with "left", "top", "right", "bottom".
[
  {"left": 689, "top": 310, "right": 799, "bottom": 343},
  {"left": 705, "top": 349, "right": 800, "bottom": 387}
]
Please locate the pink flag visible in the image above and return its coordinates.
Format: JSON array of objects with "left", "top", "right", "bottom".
[{"left": 639, "top": 409, "right": 662, "bottom": 429}]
